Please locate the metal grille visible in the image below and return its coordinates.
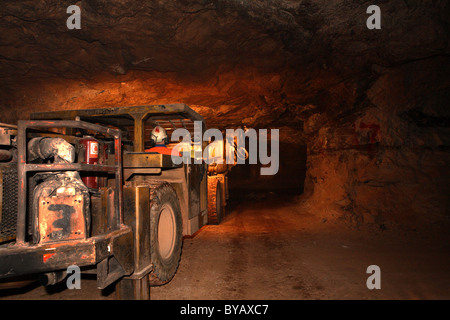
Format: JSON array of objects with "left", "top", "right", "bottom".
[{"left": 0, "top": 164, "right": 18, "bottom": 242}]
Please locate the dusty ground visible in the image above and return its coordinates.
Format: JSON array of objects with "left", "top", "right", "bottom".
[{"left": 1, "top": 195, "right": 449, "bottom": 300}]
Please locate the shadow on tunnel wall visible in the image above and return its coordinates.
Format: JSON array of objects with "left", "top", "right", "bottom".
[{"left": 228, "top": 142, "right": 307, "bottom": 200}]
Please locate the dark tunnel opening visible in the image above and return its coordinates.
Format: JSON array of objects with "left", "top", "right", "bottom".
[{"left": 228, "top": 142, "right": 307, "bottom": 200}]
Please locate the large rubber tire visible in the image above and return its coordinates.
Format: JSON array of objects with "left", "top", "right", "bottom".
[
  {"left": 148, "top": 182, "right": 183, "bottom": 286},
  {"left": 208, "top": 177, "right": 224, "bottom": 225}
]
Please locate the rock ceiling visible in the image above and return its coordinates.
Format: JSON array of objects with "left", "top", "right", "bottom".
[{"left": 0, "top": 0, "right": 448, "bottom": 129}]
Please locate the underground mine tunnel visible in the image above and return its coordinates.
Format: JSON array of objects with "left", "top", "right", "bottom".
[{"left": 0, "top": 1, "right": 449, "bottom": 301}]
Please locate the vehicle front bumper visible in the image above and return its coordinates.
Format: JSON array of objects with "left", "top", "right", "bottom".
[{"left": 0, "top": 225, "right": 133, "bottom": 280}]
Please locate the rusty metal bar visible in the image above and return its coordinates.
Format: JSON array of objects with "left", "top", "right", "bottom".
[
  {"left": 131, "top": 113, "right": 147, "bottom": 153},
  {"left": 16, "top": 122, "right": 27, "bottom": 245},
  {"left": 24, "top": 120, "right": 120, "bottom": 136},
  {"left": 30, "top": 103, "right": 204, "bottom": 122},
  {"left": 180, "top": 119, "right": 187, "bottom": 130},
  {"left": 114, "top": 130, "right": 124, "bottom": 224},
  {"left": 0, "top": 123, "right": 17, "bottom": 129},
  {"left": 0, "top": 225, "right": 132, "bottom": 279},
  {"left": 25, "top": 163, "right": 117, "bottom": 173}
]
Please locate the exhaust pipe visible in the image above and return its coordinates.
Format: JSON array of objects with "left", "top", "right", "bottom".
[
  {"left": 28, "top": 137, "right": 75, "bottom": 163},
  {"left": 39, "top": 270, "right": 67, "bottom": 286}
]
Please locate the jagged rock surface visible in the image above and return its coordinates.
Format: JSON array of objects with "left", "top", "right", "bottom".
[{"left": 0, "top": 0, "right": 448, "bottom": 230}]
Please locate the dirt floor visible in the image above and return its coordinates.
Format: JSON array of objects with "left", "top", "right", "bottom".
[{"left": 1, "top": 195, "right": 449, "bottom": 300}]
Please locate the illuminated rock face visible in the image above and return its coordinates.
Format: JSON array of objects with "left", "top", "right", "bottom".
[
  {"left": 303, "top": 57, "right": 450, "bottom": 230},
  {"left": 0, "top": 1, "right": 448, "bottom": 230}
]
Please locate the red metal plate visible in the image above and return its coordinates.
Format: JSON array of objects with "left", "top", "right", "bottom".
[{"left": 38, "top": 194, "right": 86, "bottom": 243}]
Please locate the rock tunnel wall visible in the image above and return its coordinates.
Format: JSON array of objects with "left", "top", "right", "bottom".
[
  {"left": 0, "top": 0, "right": 448, "bottom": 231},
  {"left": 303, "top": 57, "right": 450, "bottom": 230}
]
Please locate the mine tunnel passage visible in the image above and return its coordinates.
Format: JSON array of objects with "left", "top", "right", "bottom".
[
  {"left": 228, "top": 139, "right": 307, "bottom": 200},
  {"left": 1, "top": 195, "right": 449, "bottom": 300},
  {"left": 0, "top": 0, "right": 449, "bottom": 301}
]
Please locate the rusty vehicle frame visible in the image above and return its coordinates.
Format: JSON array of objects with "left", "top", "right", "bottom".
[
  {"left": 31, "top": 103, "right": 209, "bottom": 235},
  {"left": 0, "top": 119, "right": 133, "bottom": 289},
  {"left": 0, "top": 103, "right": 215, "bottom": 299}
]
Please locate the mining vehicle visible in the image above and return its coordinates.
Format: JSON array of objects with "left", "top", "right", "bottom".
[{"left": 0, "top": 104, "right": 233, "bottom": 299}]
